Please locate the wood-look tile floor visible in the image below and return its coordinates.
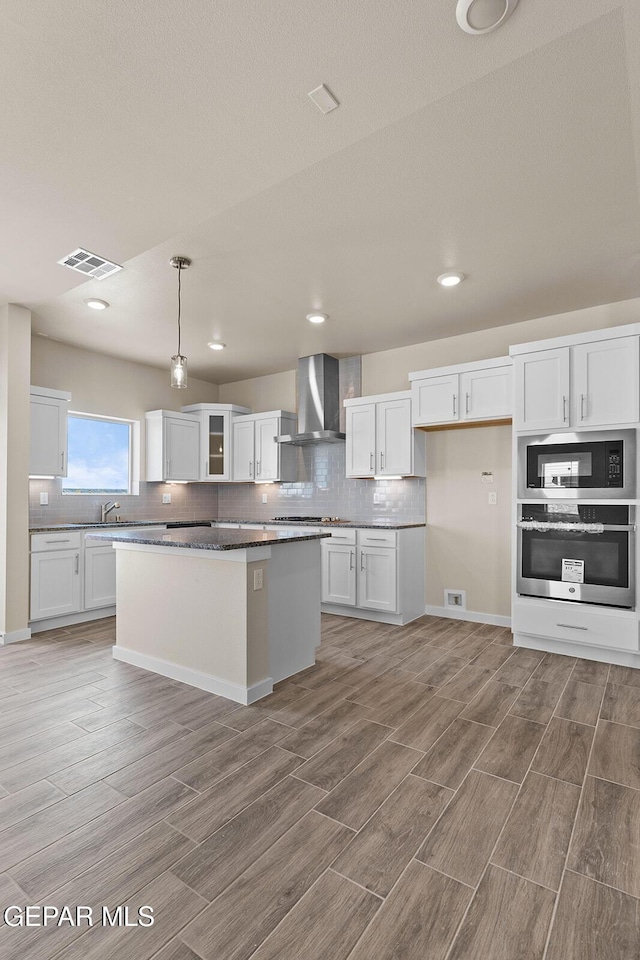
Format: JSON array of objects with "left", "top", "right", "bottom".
[{"left": 1, "top": 614, "right": 639, "bottom": 959}]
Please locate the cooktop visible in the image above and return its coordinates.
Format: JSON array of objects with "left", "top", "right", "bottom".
[{"left": 271, "top": 516, "right": 344, "bottom": 523}]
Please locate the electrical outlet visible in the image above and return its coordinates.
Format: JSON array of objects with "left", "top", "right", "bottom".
[
  {"left": 261, "top": 493, "right": 268, "bottom": 504},
  {"left": 253, "top": 568, "right": 263, "bottom": 591},
  {"left": 162, "top": 493, "right": 171, "bottom": 504},
  {"left": 40, "top": 492, "right": 49, "bottom": 505},
  {"left": 488, "top": 491, "right": 497, "bottom": 505}
]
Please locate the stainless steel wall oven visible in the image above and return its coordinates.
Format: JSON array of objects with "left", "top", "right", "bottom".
[{"left": 517, "top": 503, "right": 635, "bottom": 609}]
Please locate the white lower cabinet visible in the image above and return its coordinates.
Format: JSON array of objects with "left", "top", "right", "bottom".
[
  {"left": 321, "top": 527, "right": 424, "bottom": 624},
  {"left": 357, "top": 545, "right": 397, "bottom": 612},
  {"left": 30, "top": 525, "right": 166, "bottom": 626},
  {"left": 513, "top": 598, "right": 639, "bottom": 653},
  {"left": 322, "top": 543, "right": 357, "bottom": 606},
  {"left": 84, "top": 544, "right": 117, "bottom": 610},
  {"left": 30, "top": 548, "right": 82, "bottom": 621}
]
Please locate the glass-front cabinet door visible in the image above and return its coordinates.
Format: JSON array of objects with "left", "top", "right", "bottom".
[
  {"left": 182, "top": 403, "right": 252, "bottom": 482},
  {"left": 204, "top": 412, "right": 227, "bottom": 480}
]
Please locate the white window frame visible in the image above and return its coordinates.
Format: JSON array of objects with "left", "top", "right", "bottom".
[{"left": 62, "top": 412, "right": 140, "bottom": 496}]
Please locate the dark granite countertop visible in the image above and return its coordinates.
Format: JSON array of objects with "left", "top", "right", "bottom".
[
  {"left": 215, "top": 518, "right": 426, "bottom": 529},
  {"left": 86, "top": 527, "right": 331, "bottom": 551},
  {"left": 30, "top": 519, "right": 212, "bottom": 533}
]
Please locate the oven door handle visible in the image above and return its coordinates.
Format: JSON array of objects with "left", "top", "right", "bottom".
[{"left": 517, "top": 521, "right": 636, "bottom": 533}]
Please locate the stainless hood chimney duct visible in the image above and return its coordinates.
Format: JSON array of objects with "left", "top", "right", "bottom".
[{"left": 277, "top": 354, "right": 346, "bottom": 445}]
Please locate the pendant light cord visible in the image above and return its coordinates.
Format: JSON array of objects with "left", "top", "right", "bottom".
[{"left": 177, "top": 264, "right": 182, "bottom": 356}]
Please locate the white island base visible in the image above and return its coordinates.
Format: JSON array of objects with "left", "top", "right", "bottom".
[{"left": 111, "top": 538, "right": 321, "bottom": 704}]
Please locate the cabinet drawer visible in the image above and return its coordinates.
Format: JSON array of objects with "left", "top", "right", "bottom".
[
  {"left": 513, "top": 600, "right": 639, "bottom": 652},
  {"left": 31, "top": 532, "right": 82, "bottom": 552},
  {"left": 357, "top": 530, "right": 397, "bottom": 548},
  {"left": 325, "top": 529, "right": 356, "bottom": 544}
]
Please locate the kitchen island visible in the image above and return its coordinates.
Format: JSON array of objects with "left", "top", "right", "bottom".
[{"left": 88, "top": 527, "right": 329, "bottom": 704}]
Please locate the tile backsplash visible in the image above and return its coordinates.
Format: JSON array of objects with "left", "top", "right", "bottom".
[
  {"left": 218, "top": 444, "right": 425, "bottom": 522},
  {"left": 29, "top": 479, "right": 218, "bottom": 526},
  {"left": 29, "top": 446, "right": 424, "bottom": 526}
]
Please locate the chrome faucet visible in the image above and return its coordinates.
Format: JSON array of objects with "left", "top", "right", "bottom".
[{"left": 101, "top": 501, "right": 120, "bottom": 522}]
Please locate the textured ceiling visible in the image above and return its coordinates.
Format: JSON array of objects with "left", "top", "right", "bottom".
[{"left": 2, "top": 0, "right": 640, "bottom": 382}]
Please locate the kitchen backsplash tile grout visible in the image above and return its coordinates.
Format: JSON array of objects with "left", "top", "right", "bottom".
[{"left": 29, "top": 445, "right": 425, "bottom": 525}]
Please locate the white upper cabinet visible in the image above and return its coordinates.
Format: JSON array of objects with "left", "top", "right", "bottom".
[
  {"left": 376, "top": 397, "right": 413, "bottom": 475},
  {"left": 345, "top": 392, "right": 425, "bottom": 478},
  {"left": 255, "top": 416, "right": 280, "bottom": 481},
  {"left": 512, "top": 331, "right": 640, "bottom": 432},
  {"left": 572, "top": 336, "right": 639, "bottom": 427},
  {"left": 460, "top": 365, "right": 512, "bottom": 422},
  {"left": 411, "top": 374, "right": 459, "bottom": 426},
  {"left": 513, "top": 348, "right": 570, "bottom": 432},
  {"left": 145, "top": 410, "right": 200, "bottom": 481},
  {"left": 181, "top": 403, "right": 251, "bottom": 482},
  {"left": 410, "top": 358, "right": 512, "bottom": 428},
  {"left": 233, "top": 417, "right": 257, "bottom": 481},
  {"left": 231, "top": 411, "right": 297, "bottom": 482},
  {"left": 345, "top": 402, "right": 376, "bottom": 477},
  {"left": 29, "top": 386, "right": 71, "bottom": 477}
]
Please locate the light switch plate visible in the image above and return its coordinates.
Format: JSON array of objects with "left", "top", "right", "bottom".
[
  {"left": 262, "top": 493, "right": 268, "bottom": 504},
  {"left": 488, "top": 491, "right": 497, "bottom": 505},
  {"left": 162, "top": 493, "right": 171, "bottom": 504},
  {"left": 253, "top": 569, "right": 263, "bottom": 591},
  {"left": 40, "top": 492, "right": 48, "bottom": 505}
]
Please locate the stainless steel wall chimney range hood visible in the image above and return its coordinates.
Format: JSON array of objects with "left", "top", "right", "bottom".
[{"left": 277, "top": 354, "right": 346, "bottom": 445}]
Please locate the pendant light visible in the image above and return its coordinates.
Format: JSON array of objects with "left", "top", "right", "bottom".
[{"left": 169, "top": 255, "right": 191, "bottom": 388}]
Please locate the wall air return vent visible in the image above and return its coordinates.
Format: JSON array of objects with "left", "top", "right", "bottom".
[{"left": 57, "top": 248, "right": 123, "bottom": 280}]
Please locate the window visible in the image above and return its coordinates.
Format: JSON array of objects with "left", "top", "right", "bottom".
[{"left": 62, "top": 414, "right": 132, "bottom": 495}]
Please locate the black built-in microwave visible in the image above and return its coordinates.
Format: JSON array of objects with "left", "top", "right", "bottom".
[{"left": 518, "top": 430, "right": 636, "bottom": 499}]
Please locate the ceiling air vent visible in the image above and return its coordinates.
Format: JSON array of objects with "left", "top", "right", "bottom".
[{"left": 57, "top": 248, "right": 123, "bottom": 280}]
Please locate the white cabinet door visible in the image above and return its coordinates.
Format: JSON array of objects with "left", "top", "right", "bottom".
[
  {"left": 412, "top": 374, "right": 459, "bottom": 426},
  {"left": 255, "top": 416, "right": 279, "bottom": 481},
  {"left": 513, "top": 348, "right": 570, "bottom": 432},
  {"left": 31, "top": 550, "right": 81, "bottom": 620},
  {"left": 357, "top": 546, "right": 398, "bottom": 612},
  {"left": 573, "top": 336, "right": 640, "bottom": 427},
  {"left": 376, "top": 397, "right": 412, "bottom": 475},
  {"left": 346, "top": 403, "right": 376, "bottom": 477},
  {"left": 84, "top": 545, "right": 117, "bottom": 609},
  {"left": 232, "top": 418, "right": 256, "bottom": 481},
  {"left": 321, "top": 543, "right": 356, "bottom": 606},
  {"left": 163, "top": 416, "right": 200, "bottom": 481},
  {"left": 460, "top": 366, "right": 512, "bottom": 422},
  {"left": 30, "top": 396, "right": 67, "bottom": 476}
]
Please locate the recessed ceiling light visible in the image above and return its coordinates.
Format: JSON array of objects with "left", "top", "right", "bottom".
[
  {"left": 207, "top": 341, "right": 226, "bottom": 351},
  {"left": 456, "top": 0, "right": 519, "bottom": 35},
  {"left": 84, "top": 298, "right": 109, "bottom": 310},
  {"left": 437, "top": 272, "right": 465, "bottom": 287},
  {"left": 306, "top": 313, "right": 328, "bottom": 324}
]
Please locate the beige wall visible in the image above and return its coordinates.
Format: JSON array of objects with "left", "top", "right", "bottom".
[
  {"left": 31, "top": 337, "right": 219, "bottom": 481},
  {"left": 424, "top": 426, "right": 512, "bottom": 617},
  {"left": 218, "top": 368, "right": 295, "bottom": 413},
  {"left": 361, "top": 296, "right": 640, "bottom": 394},
  {"left": 0, "top": 305, "right": 31, "bottom": 639}
]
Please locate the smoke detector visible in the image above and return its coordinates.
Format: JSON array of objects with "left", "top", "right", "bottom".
[
  {"left": 456, "top": 0, "right": 519, "bottom": 35},
  {"left": 57, "top": 248, "right": 122, "bottom": 280}
]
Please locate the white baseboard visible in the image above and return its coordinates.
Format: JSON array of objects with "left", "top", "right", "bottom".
[
  {"left": 112, "top": 645, "right": 274, "bottom": 705},
  {"left": 0, "top": 626, "right": 32, "bottom": 645},
  {"left": 425, "top": 605, "right": 511, "bottom": 628},
  {"left": 30, "top": 607, "right": 116, "bottom": 634}
]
